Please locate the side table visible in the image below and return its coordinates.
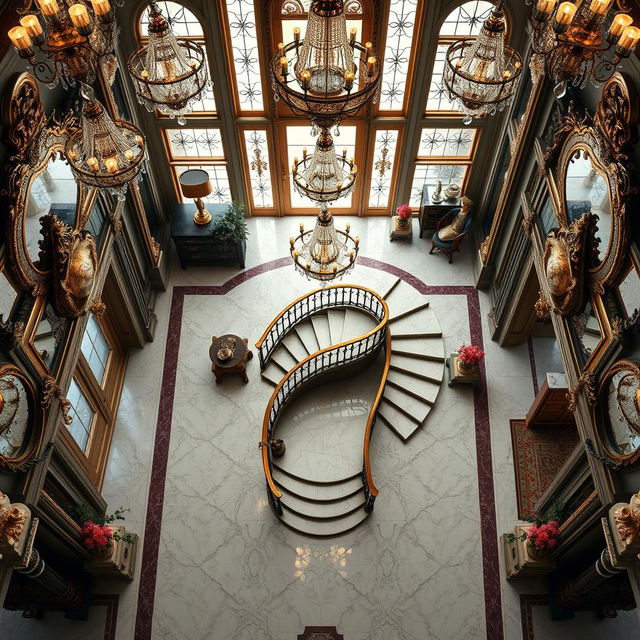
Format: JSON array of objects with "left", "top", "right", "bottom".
[
  {"left": 418, "top": 185, "right": 460, "bottom": 237},
  {"left": 209, "top": 334, "right": 253, "bottom": 384}
]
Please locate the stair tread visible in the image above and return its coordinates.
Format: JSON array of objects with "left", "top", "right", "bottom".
[
  {"left": 261, "top": 362, "right": 284, "bottom": 387},
  {"left": 342, "top": 308, "right": 378, "bottom": 342},
  {"left": 283, "top": 332, "right": 308, "bottom": 363},
  {"left": 281, "top": 487, "right": 366, "bottom": 519},
  {"left": 391, "top": 335, "right": 444, "bottom": 360},
  {"left": 279, "top": 504, "right": 370, "bottom": 537},
  {"left": 381, "top": 386, "right": 431, "bottom": 422},
  {"left": 381, "top": 277, "right": 401, "bottom": 301},
  {"left": 389, "top": 308, "right": 442, "bottom": 336},
  {"left": 378, "top": 403, "right": 427, "bottom": 441},
  {"left": 295, "top": 322, "right": 320, "bottom": 356},
  {"left": 272, "top": 468, "right": 363, "bottom": 502},
  {"left": 389, "top": 353, "right": 444, "bottom": 381},
  {"left": 327, "top": 309, "right": 346, "bottom": 345},
  {"left": 311, "top": 314, "right": 332, "bottom": 350},
  {"left": 389, "top": 302, "right": 430, "bottom": 322},
  {"left": 386, "top": 369, "right": 441, "bottom": 404},
  {"left": 383, "top": 282, "right": 428, "bottom": 318},
  {"left": 271, "top": 346, "right": 298, "bottom": 372}
]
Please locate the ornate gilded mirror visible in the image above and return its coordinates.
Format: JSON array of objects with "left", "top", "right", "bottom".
[
  {"left": 0, "top": 363, "right": 44, "bottom": 472},
  {"left": 596, "top": 360, "right": 640, "bottom": 468},
  {"left": 545, "top": 72, "right": 638, "bottom": 292}
]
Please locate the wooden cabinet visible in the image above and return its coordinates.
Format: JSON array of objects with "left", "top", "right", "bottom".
[{"left": 418, "top": 185, "right": 461, "bottom": 238}]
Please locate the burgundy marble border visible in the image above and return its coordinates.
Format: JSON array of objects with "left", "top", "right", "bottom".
[
  {"left": 91, "top": 594, "right": 119, "bottom": 640},
  {"left": 134, "top": 256, "right": 503, "bottom": 640},
  {"left": 520, "top": 594, "right": 549, "bottom": 640}
]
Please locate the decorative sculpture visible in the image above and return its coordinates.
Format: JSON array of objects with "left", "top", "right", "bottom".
[
  {"left": 613, "top": 491, "right": 640, "bottom": 546},
  {"left": 431, "top": 180, "right": 443, "bottom": 204},
  {"left": 0, "top": 491, "right": 29, "bottom": 553}
]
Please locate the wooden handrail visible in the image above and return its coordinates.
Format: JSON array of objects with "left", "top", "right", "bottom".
[{"left": 259, "top": 286, "right": 390, "bottom": 504}]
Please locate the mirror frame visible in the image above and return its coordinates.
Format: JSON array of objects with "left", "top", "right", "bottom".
[
  {"left": 1, "top": 72, "right": 85, "bottom": 295},
  {"left": 544, "top": 72, "right": 638, "bottom": 293}
]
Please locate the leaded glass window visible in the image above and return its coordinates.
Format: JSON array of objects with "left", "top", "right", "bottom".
[
  {"left": 410, "top": 165, "right": 468, "bottom": 206},
  {"left": 222, "top": 0, "right": 265, "bottom": 112},
  {"left": 81, "top": 315, "right": 111, "bottom": 385},
  {"left": 378, "top": 0, "right": 419, "bottom": 112},
  {"left": 368, "top": 129, "right": 399, "bottom": 208},
  {"left": 417, "top": 128, "right": 477, "bottom": 158},
  {"left": 167, "top": 128, "right": 225, "bottom": 159},
  {"left": 243, "top": 130, "right": 274, "bottom": 209},
  {"left": 175, "top": 165, "right": 231, "bottom": 204},
  {"left": 66, "top": 378, "right": 95, "bottom": 452}
]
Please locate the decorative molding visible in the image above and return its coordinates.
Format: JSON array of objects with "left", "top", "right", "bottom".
[
  {"left": 479, "top": 235, "right": 491, "bottom": 264},
  {"left": 0, "top": 491, "right": 29, "bottom": 551},
  {"left": 566, "top": 372, "right": 597, "bottom": 412},
  {"left": 612, "top": 491, "right": 640, "bottom": 547},
  {"left": 612, "top": 309, "right": 640, "bottom": 341},
  {"left": 534, "top": 291, "right": 552, "bottom": 321},
  {"left": 41, "top": 375, "right": 72, "bottom": 425},
  {"left": 90, "top": 299, "right": 107, "bottom": 320}
]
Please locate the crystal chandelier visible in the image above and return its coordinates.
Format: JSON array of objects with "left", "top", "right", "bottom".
[
  {"left": 271, "top": 0, "right": 380, "bottom": 130},
  {"left": 66, "top": 85, "right": 146, "bottom": 201},
  {"left": 444, "top": 4, "right": 523, "bottom": 124},
  {"left": 8, "top": 0, "right": 121, "bottom": 89},
  {"left": 290, "top": 205, "right": 359, "bottom": 282},
  {"left": 127, "top": 2, "right": 209, "bottom": 125},
  {"left": 292, "top": 128, "right": 357, "bottom": 203},
  {"left": 528, "top": 0, "right": 640, "bottom": 97}
]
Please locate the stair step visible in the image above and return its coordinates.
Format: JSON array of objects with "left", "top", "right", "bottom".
[
  {"left": 327, "top": 308, "right": 346, "bottom": 345},
  {"left": 381, "top": 277, "right": 401, "bottom": 300},
  {"left": 391, "top": 335, "right": 444, "bottom": 361},
  {"left": 271, "top": 346, "right": 298, "bottom": 373},
  {"left": 388, "top": 309, "right": 442, "bottom": 336},
  {"left": 282, "top": 332, "right": 308, "bottom": 363},
  {"left": 279, "top": 504, "right": 370, "bottom": 537},
  {"left": 295, "top": 322, "right": 320, "bottom": 356},
  {"left": 311, "top": 313, "right": 332, "bottom": 350},
  {"left": 272, "top": 467, "right": 363, "bottom": 502},
  {"left": 381, "top": 386, "right": 431, "bottom": 423},
  {"left": 342, "top": 308, "right": 378, "bottom": 342},
  {"left": 386, "top": 369, "right": 440, "bottom": 404},
  {"left": 280, "top": 487, "right": 366, "bottom": 520},
  {"left": 383, "top": 283, "right": 427, "bottom": 318},
  {"left": 378, "top": 404, "right": 428, "bottom": 441},
  {"left": 389, "top": 353, "right": 444, "bottom": 383},
  {"left": 392, "top": 332, "right": 443, "bottom": 340},
  {"left": 261, "top": 362, "right": 285, "bottom": 387},
  {"left": 390, "top": 302, "right": 430, "bottom": 323}
]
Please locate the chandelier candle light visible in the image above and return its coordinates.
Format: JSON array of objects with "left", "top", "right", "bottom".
[
  {"left": 528, "top": 0, "right": 640, "bottom": 95},
  {"left": 444, "top": 3, "right": 523, "bottom": 124},
  {"left": 66, "top": 85, "right": 146, "bottom": 201},
  {"left": 128, "top": 2, "right": 209, "bottom": 124},
  {"left": 8, "top": 0, "right": 119, "bottom": 88},
  {"left": 272, "top": 0, "right": 381, "bottom": 130}
]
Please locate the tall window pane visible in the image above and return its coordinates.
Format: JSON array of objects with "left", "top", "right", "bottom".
[
  {"left": 175, "top": 165, "right": 231, "bottom": 204},
  {"left": 368, "top": 129, "right": 399, "bottom": 208},
  {"left": 244, "top": 130, "right": 274, "bottom": 208},
  {"left": 66, "top": 379, "right": 95, "bottom": 451},
  {"left": 379, "top": 0, "right": 419, "bottom": 112},
  {"left": 81, "top": 316, "right": 111, "bottom": 385},
  {"left": 223, "top": 0, "right": 265, "bottom": 112}
]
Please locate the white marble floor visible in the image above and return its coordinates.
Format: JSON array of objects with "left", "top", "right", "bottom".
[{"left": 1, "top": 217, "right": 639, "bottom": 640}]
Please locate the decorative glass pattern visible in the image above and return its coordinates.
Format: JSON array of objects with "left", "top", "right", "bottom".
[
  {"left": 140, "top": 2, "right": 216, "bottom": 113},
  {"left": 81, "top": 316, "right": 111, "bottom": 384},
  {"left": 379, "top": 0, "right": 419, "bottom": 111},
  {"left": 368, "top": 129, "right": 399, "bottom": 208},
  {"left": 224, "top": 0, "right": 264, "bottom": 112},
  {"left": 417, "top": 128, "right": 476, "bottom": 157},
  {"left": 410, "top": 165, "right": 467, "bottom": 206},
  {"left": 244, "top": 130, "right": 274, "bottom": 208},
  {"left": 426, "top": 1, "right": 495, "bottom": 112},
  {"left": 66, "top": 379, "right": 95, "bottom": 451},
  {"left": 176, "top": 165, "right": 231, "bottom": 204},
  {"left": 167, "top": 128, "right": 225, "bottom": 159}
]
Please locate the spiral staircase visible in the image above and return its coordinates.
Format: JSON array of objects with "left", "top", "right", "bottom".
[{"left": 256, "top": 279, "right": 445, "bottom": 536}]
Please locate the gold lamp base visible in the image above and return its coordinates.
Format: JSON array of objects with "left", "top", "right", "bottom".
[{"left": 193, "top": 197, "right": 212, "bottom": 226}]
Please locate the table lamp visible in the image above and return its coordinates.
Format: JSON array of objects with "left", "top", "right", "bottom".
[{"left": 179, "top": 169, "right": 213, "bottom": 225}]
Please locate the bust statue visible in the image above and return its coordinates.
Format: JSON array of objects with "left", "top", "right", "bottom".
[{"left": 437, "top": 196, "right": 473, "bottom": 242}]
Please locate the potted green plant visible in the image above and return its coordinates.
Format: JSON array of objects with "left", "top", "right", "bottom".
[{"left": 207, "top": 202, "right": 249, "bottom": 266}]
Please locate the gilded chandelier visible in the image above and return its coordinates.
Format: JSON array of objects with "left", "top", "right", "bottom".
[
  {"left": 528, "top": 0, "right": 640, "bottom": 96},
  {"left": 444, "top": 4, "right": 523, "bottom": 123},
  {"left": 66, "top": 85, "right": 146, "bottom": 201},
  {"left": 8, "top": 0, "right": 121, "bottom": 89},
  {"left": 272, "top": 0, "right": 380, "bottom": 129},
  {"left": 127, "top": 2, "right": 209, "bottom": 124}
]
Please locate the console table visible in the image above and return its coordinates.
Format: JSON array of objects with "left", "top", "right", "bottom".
[
  {"left": 171, "top": 203, "right": 246, "bottom": 268},
  {"left": 418, "top": 185, "right": 460, "bottom": 238}
]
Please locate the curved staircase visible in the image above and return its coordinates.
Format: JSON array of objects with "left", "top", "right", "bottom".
[{"left": 256, "top": 279, "right": 444, "bottom": 536}]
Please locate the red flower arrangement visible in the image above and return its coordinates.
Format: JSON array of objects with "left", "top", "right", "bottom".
[
  {"left": 458, "top": 344, "right": 485, "bottom": 365},
  {"left": 526, "top": 520, "right": 560, "bottom": 550},
  {"left": 396, "top": 204, "right": 412, "bottom": 219},
  {"left": 81, "top": 521, "right": 113, "bottom": 551}
]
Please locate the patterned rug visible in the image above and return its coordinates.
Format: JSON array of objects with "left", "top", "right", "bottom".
[
  {"left": 510, "top": 419, "right": 580, "bottom": 519},
  {"left": 298, "top": 628, "right": 344, "bottom": 640}
]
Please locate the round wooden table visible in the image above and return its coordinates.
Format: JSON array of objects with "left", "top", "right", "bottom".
[{"left": 209, "top": 334, "right": 253, "bottom": 384}]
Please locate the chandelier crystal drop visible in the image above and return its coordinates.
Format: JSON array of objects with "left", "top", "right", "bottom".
[
  {"left": 290, "top": 204, "right": 360, "bottom": 282},
  {"left": 8, "top": 0, "right": 121, "bottom": 89},
  {"left": 528, "top": 0, "right": 640, "bottom": 97},
  {"left": 292, "top": 128, "right": 357, "bottom": 204},
  {"left": 444, "top": 4, "right": 523, "bottom": 124},
  {"left": 272, "top": 0, "right": 380, "bottom": 128},
  {"left": 127, "top": 2, "right": 209, "bottom": 125},
  {"left": 66, "top": 85, "right": 146, "bottom": 201}
]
